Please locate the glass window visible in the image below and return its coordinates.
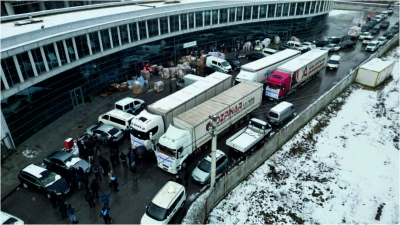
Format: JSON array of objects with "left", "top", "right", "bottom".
[
  {"left": 267, "top": 4, "right": 275, "bottom": 18},
  {"left": 1, "top": 57, "right": 20, "bottom": 87},
  {"left": 65, "top": 38, "right": 76, "bottom": 62},
  {"left": 56, "top": 41, "right": 67, "bottom": 65},
  {"left": 16, "top": 52, "right": 34, "bottom": 80},
  {"left": 180, "top": 13, "right": 187, "bottom": 30},
  {"left": 289, "top": 3, "right": 296, "bottom": 16},
  {"left": 276, "top": 3, "right": 283, "bottom": 17},
  {"left": 211, "top": 10, "right": 218, "bottom": 25},
  {"left": 296, "top": 2, "right": 304, "bottom": 15},
  {"left": 229, "top": 8, "right": 235, "bottom": 22},
  {"left": 147, "top": 19, "right": 158, "bottom": 38},
  {"left": 243, "top": 6, "right": 251, "bottom": 20},
  {"left": 187, "top": 12, "right": 194, "bottom": 29},
  {"left": 282, "top": 3, "right": 289, "bottom": 17},
  {"left": 119, "top": 25, "right": 129, "bottom": 45},
  {"left": 315, "top": 1, "right": 320, "bottom": 13},
  {"left": 310, "top": 1, "right": 315, "bottom": 14},
  {"left": 304, "top": 2, "right": 310, "bottom": 14},
  {"left": 100, "top": 29, "right": 111, "bottom": 50},
  {"left": 129, "top": 23, "right": 138, "bottom": 41},
  {"left": 89, "top": 32, "right": 101, "bottom": 54},
  {"left": 196, "top": 12, "right": 203, "bottom": 27},
  {"left": 138, "top": 21, "right": 147, "bottom": 40},
  {"left": 319, "top": 1, "right": 324, "bottom": 12},
  {"left": 219, "top": 9, "right": 227, "bottom": 23},
  {"left": 204, "top": 11, "right": 210, "bottom": 26},
  {"left": 43, "top": 43, "right": 58, "bottom": 70},
  {"left": 160, "top": 17, "right": 168, "bottom": 34},
  {"left": 170, "top": 15, "right": 179, "bottom": 32},
  {"left": 31, "top": 48, "right": 46, "bottom": 75},
  {"left": 110, "top": 27, "right": 119, "bottom": 47},
  {"left": 252, "top": 5, "right": 259, "bottom": 19},
  {"left": 236, "top": 7, "right": 242, "bottom": 21},
  {"left": 75, "top": 34, "right": 90, "bottom": 58},
  {"left": 260, "top": 5, "right": 267, "bottom": 18}
]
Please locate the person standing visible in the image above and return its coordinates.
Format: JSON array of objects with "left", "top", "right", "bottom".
[
  {"left": 101, "top": 191, "right": 111, "bottom": 209},
  {"left": 67, "top": 204, "right": 78, "bottom": 224},
  {"left": 124, "top": 126, "right": 131, "bottom": 140},
  {"left": 85, "top": 191, "right": 96, "bottom": 209},
  {"left": 175, "top": 175, "right": 183, "bottom": 185},
  {"left": 119, "top": 152, "right": 128, "bottom": 169},
  {"left": 130, "top": 165, "right": 138, "bottom": 186},
  {"left": 99, "top": 157, "right": 109, "bottom": 177},
  {"left": 92, "top": 164, "right": 102, "bottom": 181},
  {"left": 90, "top": 178, "right": 101, "bottom": 199},
  {"left": 100, "top": 207, "right": 111, "bottom": 225},
  {"left": 110, "top": 149, "right": 117, "bottom": 169},
  {"left": 129, "top": 149, "right": 136, "bottom": 168},
  {"left": 183, "top": 168, "right": 190, "bottom": 187},
  {"left": 49, "top": 191, "right": 58, "bottom": 209},
  {"left": 107, "top": 171, "right": 113, "bottom": 188},
  {"left": 87, "top": 147, "right": 94, "bottom": 165},
  {"left": 75, "top": 168, "right": 83, "bottom": 191},
  {"left": 110, "top": 175, "right": 119, "bottom": 192},
  {"left": 58, "top": 199, "right": 68, "bottom": 219}
]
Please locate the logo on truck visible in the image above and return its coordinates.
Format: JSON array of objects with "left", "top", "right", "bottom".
[{"left": 294, "top": 57, "right": 326, "bottom": 83}]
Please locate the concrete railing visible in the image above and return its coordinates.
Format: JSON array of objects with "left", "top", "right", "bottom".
[{"left": 183, "top": 32, "right": 399, "bottom": 224}]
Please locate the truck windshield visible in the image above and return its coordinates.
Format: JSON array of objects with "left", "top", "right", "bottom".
[
  {"left": 131, "top": 129, "right": 149, "bottom": 140},
  {"left": 146, "top": 202, "right": 167, "bottom": 221},
  {"left": 157, "top": 143, "right": 176, "bottom": 158},
  {"left": 267, "top": 82, "right": 281, "bottom": 89}
]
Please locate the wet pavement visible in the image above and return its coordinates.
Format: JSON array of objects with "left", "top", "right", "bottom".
[{"left": 1, "top": 5, "right": 398, "bottom": 224}]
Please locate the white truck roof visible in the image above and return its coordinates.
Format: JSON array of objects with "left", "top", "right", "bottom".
[
  {"left": 360, "top": 58, "right": 394, "bottom": 72},
  {"left": 241, "top": 49, "right": 300, "bottom": 72},
  {"left": 149, "top": 72, "right": 231, "bottom": 114},
  {"left": 278, "top": 49, "right": 327, "bottom": 72}
]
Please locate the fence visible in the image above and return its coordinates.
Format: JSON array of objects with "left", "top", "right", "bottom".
[{"left": 183, "top": 33, "right": 399, "bottom": 224}]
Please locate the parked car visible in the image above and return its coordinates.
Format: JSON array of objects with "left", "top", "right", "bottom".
[
  {"left": 365, "top": 41, "right": 380, "bottom": 52},
  {"left": 327, "top": 36, "right": 342, "bottom": 44},
  {"left": 388, "top": 7, "right": 394, "bottom": 14},
  {"left": 374, "top": 15, "right": 382, "bottom": 23},
  {"left": 380, "top": 13, "right": 387, "bottom": 20},
  {"left": 191, "top": 150, "right": 229, "bottom": 185},
  {"left": 369, "top": 19, "right": 378, "bottom": 26},
  {"left": 380, "top": 21, "right": 390, "bottom": 29},
  {"left": 312, "top": 39, "right": 332, "bottom": 47},
  {"left": 370, "top": 27, "right": 381, "bottom": 35},
  {"left": 85, "top": 124, "right": 124, "bottom": 142},
  {"left": 362, "top": 36, "right": 374, "bottom": 45},
  {"left": 302, "top": 42, "right": 317, "bottom": 50},
  {"left": 390, "top": 26, "right": 399, "bottom": 33},
  {"left": 326, "top": 55, "right": 341, "bottom": 70},
  {"left": 226, "top": 58, "right": 241, "bottom": 71},
  {"left": 376, "top": 36, "right": 388, "bottom": 46},
  {"left": 18, "top": 164, "right": 70, "bottom": 199},
  {"left": 339, "top": 40, "right": 356, "bottom": 49},
  {"left": 43, "top": 151, "right": 91, "bottom": 179},
  {"left": 286, "top": 41, "right": 309, "bottom": 52},
  {"left": 383, "top": 31, "right": 395, "bottom": 39},
  {"left": 359, "top": 32, "right": 372, "bottom": 40},
  {"left": 322, "top": 43, "right": 340, "bottom": 52},
  {"left": 1, "top": 211, "right": 25, "bottom": 225},
  {"left": 361, "top": 24, "right": 372, "bottom": 32},
  {"left": 245, "top": 52, "right": 265, "bottom": 61}
]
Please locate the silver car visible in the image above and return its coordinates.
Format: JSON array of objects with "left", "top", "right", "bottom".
[
  {"left": 191, "top": 150, "right": 229, "bottom": 185},
  {"left": 86, "top": 124, "right": 124, "bottom": 142}
]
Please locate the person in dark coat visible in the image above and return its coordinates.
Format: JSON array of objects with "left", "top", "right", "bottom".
[
  {"left": 85, "top": 191, "right": 96, "bottom": 209},
  {"left": 49, "top": 191, "right": 58, "bottom": 208},
  {"left": 110, "top": 175, "right": 119, "bottom": 192},
  {"left": 67, "top": 204, "right": 78, "bottom": 224},
  {"left": 99, "top": 157, "right": 110, "bottom": 177},
  {"left": 87, "top": 147, "right": 94, "bottom": 165},
  {"left": 92, "top": 164, "right": 102, "bottom": 181},
  {"left": 119, "top": 152, "right": 128, "bottom": 169},
  {"left": 68, "top": 167, "right": 76, "bottom": 189},
  {"left": 58, "top": 199, "right": 68, "bottom": 219},
  {"left": 183, "top": 168, "right": 190, "bottom": 187},
  {"left": 83, "top": 172, "right": 90, "bottom": 191},
  {"left": 110, "top": 149, "right": 117, "bottom": 169},
  {"left": 101, "top": 191, "right": 111, "bottom": 209},
  {"left": 90, "top": 178, "right": 101, "bottom": 199},
  {"left": 75, "top": 168, "right": 83, "bottom": 191},
  {"left": 100, "top": 207, "right": 111, "bottom": 225},
  {"left": 175, "top": 175, "right": 183, "bottom": 184}
]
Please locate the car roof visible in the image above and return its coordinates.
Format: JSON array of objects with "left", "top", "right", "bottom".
[
  {"left": 47, "top": 151, "right": 72, "bottom": 162},
  {"left": 330, "top": 55, "right": 341, "bottom": 60},
  {"left": 95, "top": 124, "right": 116, "bottom": 132},
  {"left": 21, "top": 164, "right": 47, "bottom": 178},
  {"left": 204, "top": 149, "right": 226, "bottom": 162},
  {"left": 152, "top": 181, "right": 185, "bottom": 209}
]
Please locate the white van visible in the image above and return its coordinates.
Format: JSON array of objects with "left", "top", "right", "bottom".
[
  {"left": 267, "top": 101, "right": 296, "bottom": 126},
  {"left": 205, "top": 56, "right": 231, "bottom": 73},
  {"left": 141, "top": 181, "right": 186, "bottom": 224},
  {"left": 176, "top": 74, "right": 203, "bottom": 90},
  {"left": 98, "top": 109, "right": 135, "bottom": 130},
  {"left": 115, "top": 97, "right": 145, "bottom": 114}
]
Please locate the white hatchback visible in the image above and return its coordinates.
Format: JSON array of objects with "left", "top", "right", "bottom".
[
  {"left": 366, "top": 41, "right": 380, "bottom": 52},
  {"left": 377, "top": 36, "right": 388, "bottom": 46}
]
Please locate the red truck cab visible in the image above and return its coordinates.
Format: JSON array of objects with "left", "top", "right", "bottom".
[{"left": 265, "top": 71, "right": 291, "bottom": 100}]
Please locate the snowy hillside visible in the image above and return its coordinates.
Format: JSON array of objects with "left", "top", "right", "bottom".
[{"left": 207, "top": 47, "right": 400, "bottom": 224}]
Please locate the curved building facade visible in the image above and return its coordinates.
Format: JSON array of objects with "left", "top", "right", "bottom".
[{"left": 1, "top": 0, "right": 332, "bottom": 147}]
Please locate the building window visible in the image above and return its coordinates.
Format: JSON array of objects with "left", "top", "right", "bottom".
[
  {"left": 204, "top": 11, "right": 211, "bottom": 26},
  {"left": 297, "top": 2, "right": 305, "bottom": 15},
  {"left": 304, "top": 2, "right": 310, "bottom": 14},
  {"left": 43, "top": 43, "right": 58, "bottom": 70},
  {"left": 188, "top": 12, "right": 194, "bottom": 29},
  {"left": 276, "top": 3, "right": 283, "bottom": 17},
  {"left": 129, "top": 23, "right": 138, "bottom": 41},
  {"left": 16, "top": 52, "right": 34, "bottom": 80},
  {"left": 65, "top": 38, "right": 76, "bottom": 62},
  {"left": 147, "top": 19, "right": 158, "bottom": 38},
  {"left": 180, "top": 14, "right": 187, "bottom": 30},
  {"left": 138, "top": 21, "right": 147, "bottom": 40},
  {"left": 31, "top": 48, "right": 46, "bottom": 74},
  {"left": 119, "top": 25, "right": 129, "bottom": 45},
  {"left": 75, "top": 34, "right": 90, "bottom": 58},
  {"left": 229, "top": 8, "right": 235, "bottom": 22},
  {"left": 211, "top": 10, "right": 218, "bottom": 24},
  {"left": 196, "top": 12, "right": 203, "bottom": 27},
  {"left": 310, "top": 1, "right": 315, "bottom": 14},
  {"left": 110, "top": 27, "right": 119, "bottom": 47},
  {"left": 259, "top": 5, "right": 266, "bottom": 18},
  {"left": 282, "top": 3, "right": 289, "bottom": 17},
  {"left": 1, "top": 57, "right": 20, "bottom": 87},
  {"left": 319, "top": 1, "right": 324, "bottom": 12},
  {"left": 289, "top": 3, "right": 296, "bottom": 16},
  {"left": 252, "top": 5, "right": 259, "bottom": 19},
  {"left": 236, "top": 7, "right": 243, "bottom": 21},
  {"left": 170, "top": 15, "right": 179, "bottom": 32},
  {"left": 100, "top": 29, "right": 111, "bottom": 50},
  {"left": 160, "top": 17, "right": 168, "bottom": 35},
  {"left": 56, "top": 41, "right": 67, "bottom": 65},
  {"left": 243, "top": 6, "right": 251, "bottom": 20},
  {"left": 267, "top": 4, "right": 275, "bottom": 18},
  {"left": 88, "top": 32, "right": 101, "bottom": 54},
  {"left": 219, "top": 9, "right": 227, "bottom": 23}
]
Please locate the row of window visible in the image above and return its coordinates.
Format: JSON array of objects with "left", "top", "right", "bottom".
[{"left": 1, "top": 1, "right": 332, "bottom": 91}]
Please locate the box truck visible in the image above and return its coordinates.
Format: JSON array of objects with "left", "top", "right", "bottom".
[
  {"left": 348, "top": 26, "right": 362, "bottom": 39},
  {"left": 176, "top": 74, "right": 203, "bottom": 90},
  {"left": 234, "top": 49, "right": 301, "bottom": 85},
  {"left": 156, "top": 81, "right": 263, "bottom": 174},
  {"left": 355, "top": 58, "right": 395, "bottom": 87},
  {"left": 130, "top": 72, "right": 232, "bottom": 151},
  {"left": 265, "top": 49, "right": 328, "bottom": 101}
]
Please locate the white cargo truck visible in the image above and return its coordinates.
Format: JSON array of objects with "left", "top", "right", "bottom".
[
  {"left": 226, "top": 118, "right": 273, "bottom": 154},
  {"left": 176, "top": 74, "right": 203, "bottom": 90},
  {"left": 130, "top": 72, "right": 232, "bottom": 151},
  {"left": 234, "top": 49, "right": 301, "bottom": 85},
  {"left": 355, "top": 58, "right": 395, "bottom": 87},
  {"left": 156, "top": 81, "right": 263, "bottom": 174}
]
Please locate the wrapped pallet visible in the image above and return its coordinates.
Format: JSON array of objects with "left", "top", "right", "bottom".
[
  {"left": 119, "top": 82, "right": 128, "bottom": 92},
  {"left": 132, "top": 81, "right": 142, "bottom": 95},
  {"left": 200, "top": 55, "right": 206, "bottom": 62},
  {"left": 157, "top": 65, "right": 164, "bottom": 75},
  {"left": 161, "top": 68, "right": 170, "bottom": 79},
  {"left": 154, "top": 81, "right": 164, "bottom": 92},
  {"left": 142, "top": 72, "right": 150, "bottom": 81},
  {"left": 140, "top": 70, "right": 150, "bottom": 78},
  {"left": 169, "top": 67, "right": 177, "bottom": 78},
  {"left": 177, "top": 69, "right": 185, "bottom": 79},
  {"left": 178, "top": 58, "right": 184, "bottom": 64}
]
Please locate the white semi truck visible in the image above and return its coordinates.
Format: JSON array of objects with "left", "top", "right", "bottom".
[
  {"left": 130, "top": 72, "right": 232, "bottom": 151},
  {"left": 155, "top": 81, "right": 263, "bottom": 174},
  {"left": 226, "top": 118, "right": 273, "bottom": 154}
]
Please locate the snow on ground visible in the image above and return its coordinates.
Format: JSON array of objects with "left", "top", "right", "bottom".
[{"left": 206, "top": 47, "right": 400, "bottom": 224}]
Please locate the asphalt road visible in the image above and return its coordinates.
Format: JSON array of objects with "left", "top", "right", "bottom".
[{"left": 1, "top": 6, "right": 398, "bottom": 224}]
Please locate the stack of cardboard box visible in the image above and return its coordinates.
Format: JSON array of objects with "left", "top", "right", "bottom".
[{"left": 132, "top": 81, "right": 142, "bottom": 95}]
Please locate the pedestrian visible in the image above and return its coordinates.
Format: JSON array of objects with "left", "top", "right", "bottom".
[
  {"left": 175, "top": 175, "right": 183, "bottom": 184},
  {"left": 85, "top": 190, "right": 96, "bottom": 209},
  {"left": 183, "top": 168, "right": 190, "bottom": 187},
  {"left": 169, "top": 81, "right": 173, "bottom": 94},
  {"left": 92, "top": 164, "right": 102, "bottom": 181},
  {"left": 124, "top": 126, "right": 131, "bottom": 140},
  {"left": 99, "top": 156, "right": 110, "bottom": 177},
  {"left": 58, "top": 199, "right": 68, "bottom": 219},
  {"left": 87, "top": 147, "right": 94, "bottom": 165},
  {"left": 75, "top": 168, "right": 83, "bottom": 191},
  {"left": 94, "top": 141, "right": 102, "bottom": 161},
  {"left": 129, "top": 149, "right": 136, "bottom": 168},
  {"left": 110, "top": 149, "right": 117, "bottom": 169},
  {"left": 130, "top": 164, "right": 138, "bottom": 186},
  {"left": 100, "top": 207, "right": 111, "bottom": 225},
  {"left": 120, "top": 152, "right": 128, "bottom": 169},
  {"left": 68, "top": 167, "right": 76, "bottom": 189},
  {"left": 49, "top": 190, "right": 58, "bottom": 209},
  {"left": 110, "top": 175, "right": 119, "bottom": 192},
  {"left": 90, "top": 178, "right": 101, "bottom": 199},
  {"left": 67, "top": 204, "right": 78, "bottom": 224},
  {"left": 101, "top": 191, "right": 111, "bottom": 209},
  {"left": 83, "top": 172, "right": 90, "bottom": 192},
  {"left": 112, "top": 136, "right": 119, "bottom": 152},
  {"left": 107, "top": 171, "right": 113, "bottom": 188}
]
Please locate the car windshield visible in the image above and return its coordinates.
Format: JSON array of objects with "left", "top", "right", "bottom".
[
  {"left": 328, "top": 60, "right": 339, "bottom": 64},
  {"left": 198, "top": 159, "right": 211, "bottom": 173},
  {"left": 367, "top": 43, "right": 376, "bottom": 46},
  {"left": 131, "top": 128, "right": 150, "bottom": 140},
  {"left": 231, "top": 60, "right": 240, "bottom": 64},
  {"left": 39, "top": 170, "right": 61, "bottom": 187},
  {"left": 268, "top": 111, "right": 279, "bottom": 119},
  {"left": 146, "top": 202, "right": 168, "bottom": 221},
  {"left": 221, "top": 61, "right": 229, "bottom": 67}
]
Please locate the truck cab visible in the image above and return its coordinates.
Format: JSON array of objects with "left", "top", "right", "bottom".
[
  {"left": 130, "top": 110, "right": 164, "bottom": 151},
  {"left": 265, "top": 72, "right": 291, "bottom": 100}
]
